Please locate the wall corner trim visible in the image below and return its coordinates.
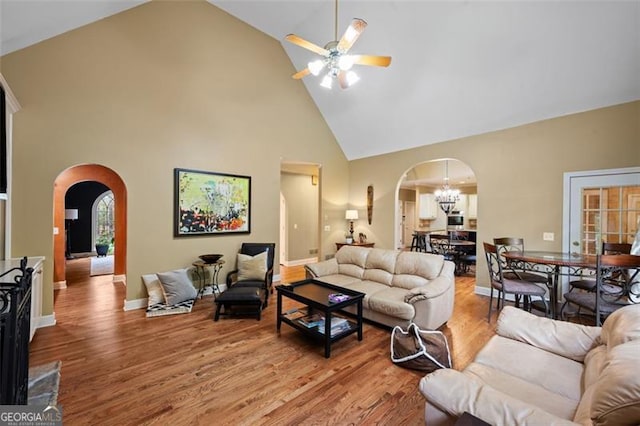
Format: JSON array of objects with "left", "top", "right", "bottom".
[
  {"left": 0, "top": 73, "right": 22, "bottom": 112},
  {"left": 38, "top": 314, "right": 56, "bottom": 329},
  {"left": 123, "top": 298, "right": 147, "bottom": 311}
]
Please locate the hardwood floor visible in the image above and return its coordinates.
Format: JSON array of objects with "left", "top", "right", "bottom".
[{"left": 30, "top": 259, "right": 494, "bottom": 425}]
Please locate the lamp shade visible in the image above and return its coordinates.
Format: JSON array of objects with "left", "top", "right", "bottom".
[
  {"left": 345, "top": 210, "right": 359, "bottom": 220},
  {"left": 65, "top": 209, "right": 79, "bottom": 220}
]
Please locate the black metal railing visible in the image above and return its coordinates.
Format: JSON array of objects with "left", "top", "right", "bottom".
[{"left": 0, "top": 257, "right": 33, "bottom": 405}]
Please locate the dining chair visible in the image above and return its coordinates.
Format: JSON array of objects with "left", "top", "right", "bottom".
[
  {"left": 484, "top": 242, "right": 549, "bottom": 322},
  {"left": 567, "top": 242, "right": 632, "bottom": 293},
  {"left": 493, "top": 237, "right": 548, "bottom": 285},
  {"left": 562, "top": 254, "right": 640, "bottom": 326},
  {"left": 450, "top": 231, "right": 476, "bottom": 274},
  {"left": 429, "top": 234, "right": 455, "bottom": 261}
]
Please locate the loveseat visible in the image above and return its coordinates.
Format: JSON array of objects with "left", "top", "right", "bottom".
[
  {"left": 304, "top": 246, "right": 455, "bottom": 330},
  {"left": 419, "top": 304, "right": 640, "bottom": 425}
]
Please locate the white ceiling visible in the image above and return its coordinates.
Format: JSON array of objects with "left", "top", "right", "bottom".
[{"left": 2, "top": 1, "right": 639, "bottom": 161}]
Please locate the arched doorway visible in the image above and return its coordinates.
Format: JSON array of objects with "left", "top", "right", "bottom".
[
  {"left": 53, "top": 164, "right": 127, "bottom": 286},
  {"left": 396, "top": 158, "right": 477, "bottom": 252}
]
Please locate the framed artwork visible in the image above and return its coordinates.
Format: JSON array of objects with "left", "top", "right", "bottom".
[{"left": 174, "top": 168, "right": 251, "bottom": 237}]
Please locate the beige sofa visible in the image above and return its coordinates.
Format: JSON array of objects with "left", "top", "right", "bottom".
[
  {"left": 304, "top": 246, "right": 455, "bottom": 330},
  {"left": 420, "top": 304, "right": 640, "bottom": 425}
]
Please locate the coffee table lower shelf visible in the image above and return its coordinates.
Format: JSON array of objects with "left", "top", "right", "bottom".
[{"left": 276, "top": 280, "right": 365, "bottom": 358}]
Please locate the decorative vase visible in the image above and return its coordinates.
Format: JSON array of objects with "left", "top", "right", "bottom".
[{"left": 95, "top": 244, "right": 109, "bottom": 257}]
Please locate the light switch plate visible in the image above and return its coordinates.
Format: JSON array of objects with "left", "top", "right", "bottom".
[{"left": 53, "top": 227, "right": 59, "bottom": 235}]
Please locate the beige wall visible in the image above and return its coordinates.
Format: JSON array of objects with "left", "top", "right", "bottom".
[
  {"left": 349, "top": 101, "right": 640, "bottom": 288},
  {"left": 280, "top": 172, "right": 319, "bottom": 262},
  {"left": 0, "top": 1, "right": 349, "bottom": 315}
]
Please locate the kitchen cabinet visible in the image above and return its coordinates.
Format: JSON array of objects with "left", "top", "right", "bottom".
[
  {"left": 419, "top": 194, "right": 437, "bottom": 219},
  {"left": 468, "top": 194, "right": 478, "bottom": 219},
  {"left": 455, "top": 194, "right": 468, "bottom": 214}
]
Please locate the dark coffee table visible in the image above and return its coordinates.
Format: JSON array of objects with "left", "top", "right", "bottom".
[{"left": 276, "top": 279, "right": 365, "bottom": 358}]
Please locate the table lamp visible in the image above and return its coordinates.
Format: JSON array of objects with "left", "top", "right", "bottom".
[{"left": 345, "top": 209, "right": 359, "bottom": 242}]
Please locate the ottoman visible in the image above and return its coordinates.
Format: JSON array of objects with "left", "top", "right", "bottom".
[{"left": 214, "top": 286, "right": 265, "bottom": 321}]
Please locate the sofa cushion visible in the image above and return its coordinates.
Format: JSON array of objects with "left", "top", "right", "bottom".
[
  {"left": 312, "top": 274, "right": 361, "bottom": 288},
  {"left": 421, "top": 369, "right": 577, "bottom": 425},
  {"left": 599, "top": 303, "right": 640, "bottom": 349},
  {"left": 583, "top": 345, "right": 608, "bottom": 390},
  {"left": 473, "top": 335, "right": 584, "bottom": 403},
  {"left": 340, "top": 280, "right": 390, "bottom": 309},
  {"left": 496, "top": 305, "right": 601, "bottom": 362},
  {"left": 335, "top": 245, "right": 369, "bottom": 267},
  {"left": 367, "top": 287, "right": 415, "bottom": 320},
  {"left": 588, "top": 340, "right": 640, "bottom": 425},
  {"left": 463, "top": 362, "right": 579, "bottom": 420},
  {"left": 392, "top": 274, "right": 429, "bottom": 290},
  {"left": 335, "top": 246, "right": 369, "bottom": 279},
  {"left": 392, "top": 252, "right": 444, "bottom": 289},
  {"left": 362, "top": 248, "right": 398, "bottom": 285}
]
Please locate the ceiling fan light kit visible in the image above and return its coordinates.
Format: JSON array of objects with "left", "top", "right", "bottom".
[{"left": 285, "top": 1, "right": 391, "bottom": 90}]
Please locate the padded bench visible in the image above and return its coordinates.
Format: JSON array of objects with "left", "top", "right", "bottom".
[{"left": 214, "top": 286, "right": 265, "bottom": 321}]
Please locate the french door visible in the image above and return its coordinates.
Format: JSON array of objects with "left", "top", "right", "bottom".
[{"left": 564, "top": 167, "right": 640, "bottom": 256}]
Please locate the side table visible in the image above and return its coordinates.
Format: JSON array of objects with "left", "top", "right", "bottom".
[
  {"left": 335, "top": 242, "right": 375, "bottom": 251},
  {"left": 192, "top": 259, "right": 225, "bottom": 299}
]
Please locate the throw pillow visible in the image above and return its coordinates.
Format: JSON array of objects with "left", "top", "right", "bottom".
[
  {"left": 237, "top": 251, "right": 268, "bottom": 281},
  {"left": 156, "top": 268, "right": 197, "bottom": 305},
  {"left": 142, "top": 274, "right": 166, "bottom": 306}
]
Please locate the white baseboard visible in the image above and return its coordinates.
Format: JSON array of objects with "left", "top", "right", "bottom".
[
  {"left": 123, "top": 298, "right": 147, "bottom": 311},
  {"left": 53, "top": 281, "right": 67, "bottom": 290},
  {"left": 281, "top": 257, "right": 317, "bottom": 267},
  {"left": 113, "top": 274, "right": 126, "bottom": 285},
  {"left": 37, "top": 314, "right": 56, "bottom": 329}
]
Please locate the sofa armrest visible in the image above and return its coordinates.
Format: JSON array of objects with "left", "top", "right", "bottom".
[
  {"left": 420, "top": 369, "right": 578, "bottom": 425},
  {"left": 496, "top": 306, "right": 601, "bottom": 362},
  {"left": 304, "top": 258, "right": 339, "bottom": 278},
  {"left": 405, "top": 275, "right": 452, "bottom": 304}
]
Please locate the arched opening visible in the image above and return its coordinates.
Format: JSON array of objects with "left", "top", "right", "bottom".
[
  {"left": 92, "top": 190, "right": 114, "bottom": 252},
  {"left": 53, "top": 164, "right": 127, "bottom": 286},
  {"left": 395, "top": 158, "right": 478, "bottom": 271}
]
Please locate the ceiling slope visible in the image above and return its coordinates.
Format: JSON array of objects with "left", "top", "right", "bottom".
[{"left": 2, "top": 0, "right": 639, "bottom": 160}]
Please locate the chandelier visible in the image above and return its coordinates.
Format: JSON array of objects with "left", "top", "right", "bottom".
[{"left": 434, "top": 160, "right": 460, "bottom": 215}]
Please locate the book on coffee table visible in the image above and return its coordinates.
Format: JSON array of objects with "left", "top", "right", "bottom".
[
  {"left": 298, "top": 313, "right": 324, "bottom": 328},
  {"left": 317, "top": 317, "right": 351, "bottom": 336},
  {"left": 283, "top": 309, "right": 306, "bottom": 321}
]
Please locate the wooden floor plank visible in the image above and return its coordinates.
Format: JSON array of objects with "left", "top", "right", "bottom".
[{"left": 29, "top": 259, "right": 494, "bottom": 425}]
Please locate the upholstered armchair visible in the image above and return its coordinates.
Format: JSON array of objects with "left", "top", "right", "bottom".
[{"left": 226, "top": 243, "right": 276, "bottom": 306}]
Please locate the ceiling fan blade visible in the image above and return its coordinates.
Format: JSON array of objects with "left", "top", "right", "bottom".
[
  {"left": 292, "top": 68, "right": 311, "bottom": 79},
  {"left": 354, "top": 55, "right": 392, "bottom": 67},
  {"left": 337, "top": 18, "right": 367, "bottom": 53},
  {"left": 338, "top": 72, "right": 348, "bottom": 90},
  {"left": 285, "top": 34, "right": 329, "bottom": 56}
]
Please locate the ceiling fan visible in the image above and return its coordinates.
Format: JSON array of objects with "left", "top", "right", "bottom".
[{"left": 285, "top": 0, "right": 392, "bottom": 89}]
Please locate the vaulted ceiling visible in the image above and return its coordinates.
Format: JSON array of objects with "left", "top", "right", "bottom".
[{"left": 2, "top": 1, "right": 639, "bottom": 160}]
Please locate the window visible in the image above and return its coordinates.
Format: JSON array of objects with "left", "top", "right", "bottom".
[
  {"left": 581, "top": 185, "right": 640, "bottom": 254},
  {"left": 94, "top": 191, "right": 114, "bottom": 246}
]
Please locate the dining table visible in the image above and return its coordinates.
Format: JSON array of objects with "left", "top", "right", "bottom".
[
  {"left": 502, "top": 250, "right": 598, "bottom": 319},
  {"left": 433, "top": 239, "right": 476, "bottom": 276}
]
